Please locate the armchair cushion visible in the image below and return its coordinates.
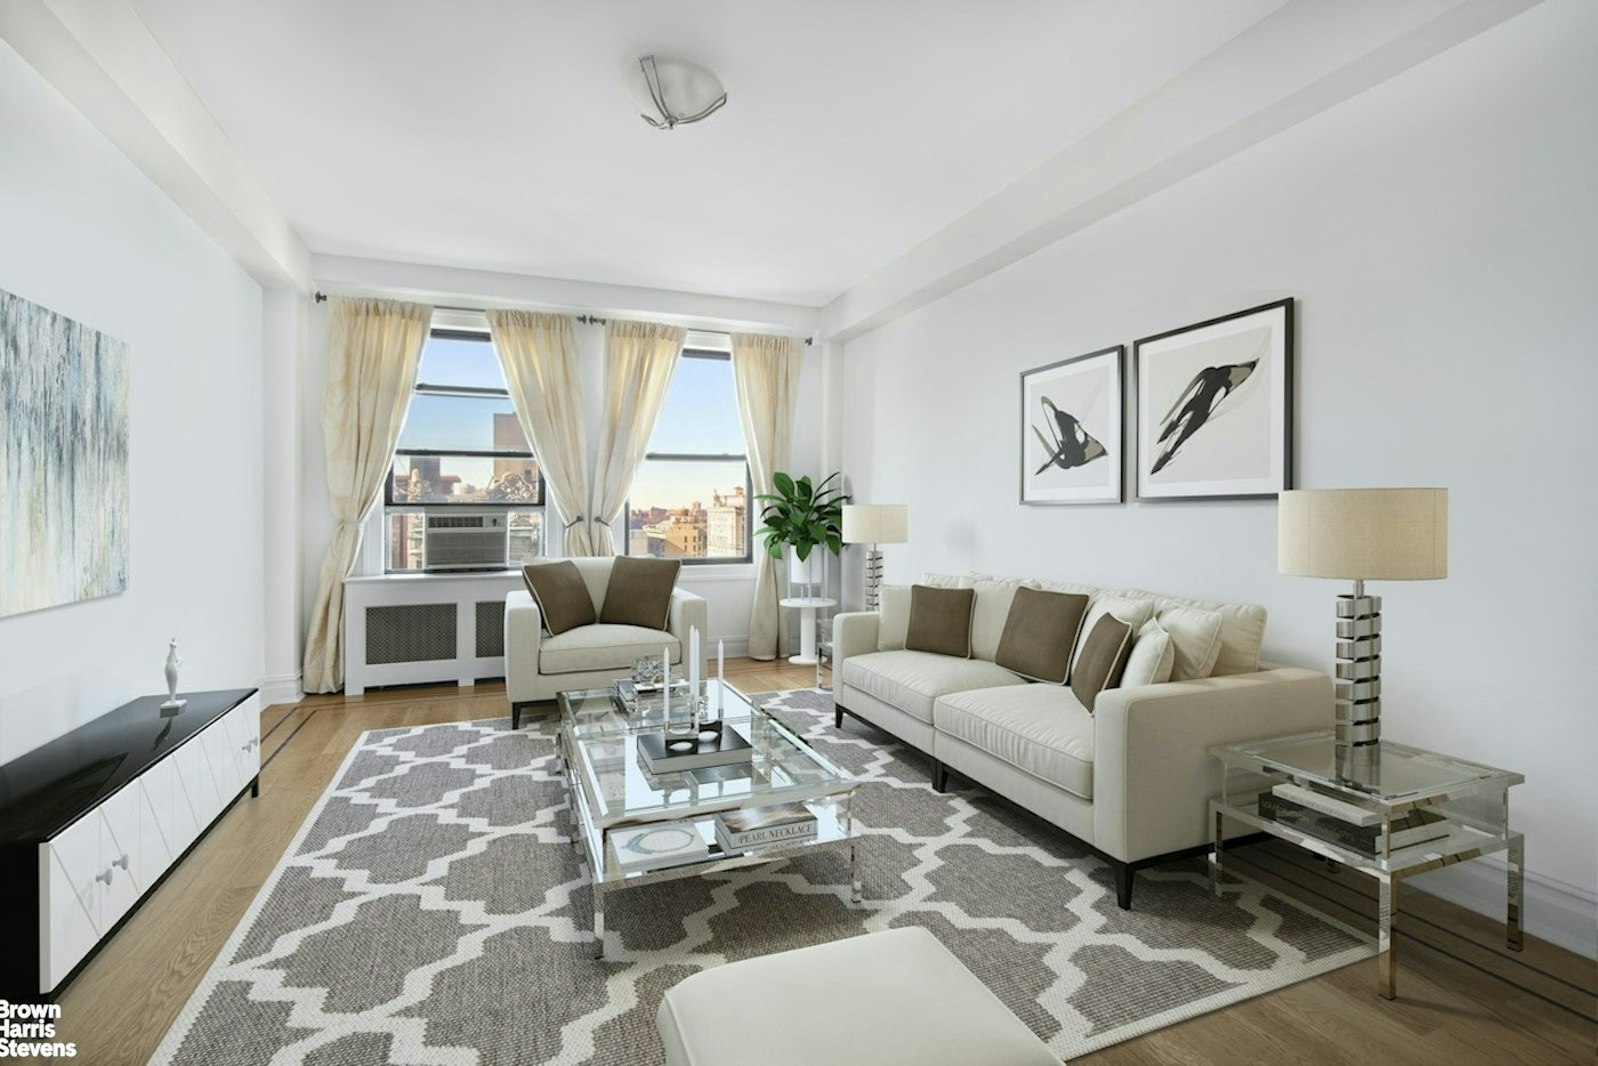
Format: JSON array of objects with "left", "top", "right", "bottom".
[
  {"left": 540, "top": 624, "right": 681, "bottom": 675},
  {"left": 521, "top": 560, "right": 596, "bottom": 635},
  {"left": 600, "top": 557, "right": 681, "bottom": 629}
]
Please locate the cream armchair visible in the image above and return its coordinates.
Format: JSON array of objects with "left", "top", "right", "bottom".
[{"left": 505, "top": 557, "right": 708, "bottom": 727}]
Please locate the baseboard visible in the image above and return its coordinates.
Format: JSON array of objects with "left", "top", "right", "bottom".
[
  {"left": 1407, "top": 857, "right": 1597, "bottom": 959},
  {"left": 715, "top": 637, "right": 750, "bottom": 659},
  {"left": 259, "top": 672, "right": 305, "bottom": 709}
]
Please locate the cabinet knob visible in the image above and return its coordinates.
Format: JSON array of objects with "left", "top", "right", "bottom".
[
  {"left": 94, "top": 868, "right": 113, "bottom": 886},
  {"left": 112, "top": 853, "right": 130, "bottom": 871}
]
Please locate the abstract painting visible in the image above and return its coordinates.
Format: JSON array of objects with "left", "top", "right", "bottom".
[
  {"left": 1, "top": 288, "right": 130, "bottom": 618},
  {"left": 1020, "top": 345, "right": 1123, "bottom": 505},
  {"left": 1135, "top": 299, "right": 1293, "bottom": 501}
]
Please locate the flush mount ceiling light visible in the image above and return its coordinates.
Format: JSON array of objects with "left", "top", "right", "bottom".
[{"left": 626, "top": 55, "right": 727, "bottom": 129}]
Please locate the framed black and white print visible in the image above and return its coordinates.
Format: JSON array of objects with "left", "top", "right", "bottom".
[
  {"left": 1020, "top": 345, "right": 1124, "bottom": 505},
  {"left": 1134, "top": 299, "right": 1293, "bottom": 501}
]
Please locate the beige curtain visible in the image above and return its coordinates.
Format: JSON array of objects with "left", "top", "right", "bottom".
[
  {"left": 731, "top": 332, "right": 805, "bottom": 660},
  {"left": 302, "top": 297, "right": 432, "bottom": 693},
  {"left": 487, "top": 310, "right": 596, "bottom": 555},
  {"left": 590, "top": 319, "right": 686, "bottom": 554}
]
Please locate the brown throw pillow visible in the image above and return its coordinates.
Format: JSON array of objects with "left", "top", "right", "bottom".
[
  {"left": 995, "top": 586, "right": 1090, "bottom": 684},
  {"left": 904, "top": 584, "right": 976, "bottom": 659},
  {"left": 522, "top": 560, "right": 596, "bottom": 636},
  {"left": 599, "top": 556, "right": 681, "bottom": 630},
  {"left": 1070, "top": 614, "right": 1135, "bottom": 712}
]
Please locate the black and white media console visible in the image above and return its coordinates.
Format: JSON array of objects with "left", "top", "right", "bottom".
[{"left": 0, "top": 688, "right": 260, "bottom": 999}]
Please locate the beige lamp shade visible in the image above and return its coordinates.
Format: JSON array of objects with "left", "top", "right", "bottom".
[
  {"left": 1278, "top": 488, "right": 1448, "bottom": 580},
  {"left": 842, "top": 504, "right": 908, "bottom": 545}
]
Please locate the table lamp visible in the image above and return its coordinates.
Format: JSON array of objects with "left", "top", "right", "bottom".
[
  {"left": 842, "top": 504, "right": 908, "bottom": 611},
  {"left": 1278, "top": 488, "right": 1448, "bottom": 776}
]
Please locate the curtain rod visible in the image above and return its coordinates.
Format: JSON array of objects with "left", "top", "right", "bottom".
[{"left": 312, "top": 291, "right": 812, "bottom": 345}]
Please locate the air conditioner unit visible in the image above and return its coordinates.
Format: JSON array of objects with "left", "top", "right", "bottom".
[{"left": 422, "top": 511, "right": 508, "bottom": 572}]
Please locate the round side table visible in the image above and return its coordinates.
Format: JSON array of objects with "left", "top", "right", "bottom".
[{"left": 779, "top": 597, "right": 837, "bottom": 665}]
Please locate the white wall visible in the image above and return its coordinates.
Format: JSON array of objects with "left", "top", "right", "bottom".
[
  {"left": 841, "top": 1, "right": 1596, "bottom": 953},
  {"left": 297, "top": 259, "right": 827, "bottom": 666},
  {"left": 0, "top": 42, "right": 266, "bottom": 759}
]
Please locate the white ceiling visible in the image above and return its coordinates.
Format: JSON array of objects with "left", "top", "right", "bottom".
[{"left": 131, "top": 0, "right": 1283, "bottom": 306}]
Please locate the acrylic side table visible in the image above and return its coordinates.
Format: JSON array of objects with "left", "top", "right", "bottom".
[{"left": 1209, "top": 731, "right": 1524, "bottom": 1000}]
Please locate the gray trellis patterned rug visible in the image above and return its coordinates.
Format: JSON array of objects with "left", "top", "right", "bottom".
[{"left": 153, "top": 689, "right": 1372, "bottom": 1065}]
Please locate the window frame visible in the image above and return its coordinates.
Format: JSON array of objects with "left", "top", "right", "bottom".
[
  {"left": 626, "top": 348, "right": 754, "bottom": 566},
  {"left": 383, "top": 326, "right": 547, "bottom": 573}
]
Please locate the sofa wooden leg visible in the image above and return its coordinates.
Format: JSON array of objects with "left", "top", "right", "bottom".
[
  {"left": 834, "top": 706, "right": 845, "bottom": 729},
  {"left": 1114, "top": 862, "right": 1135, "bottom": 910},
  {"left": 931, "top": 760, "right": 949, "bottom": 793}
]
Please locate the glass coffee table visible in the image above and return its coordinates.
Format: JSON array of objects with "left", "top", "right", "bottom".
[
  {"left": 1210, "top": 731, "right": 1524, "bottom": 1000},
  {"left": 557, "top": 680, "right": 862, "bottom": 958}
]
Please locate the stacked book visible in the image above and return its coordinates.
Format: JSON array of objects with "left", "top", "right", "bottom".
[
  {"left": 607, "top": 821, "right": 710, "bottom": 873},
  {"left": 1260, "top": 783, "right": 1448, "bottom": 858},
  {"left": 713, "top": 802, "right": 817, "bottom": 853}
]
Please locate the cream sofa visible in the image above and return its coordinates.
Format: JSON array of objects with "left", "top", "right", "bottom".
[
  {"left": 832, "top": 573, "right": 1330, "bottom": 908},
  {"left": 505, "top": 557, "right": 707, "bottom": 726}
]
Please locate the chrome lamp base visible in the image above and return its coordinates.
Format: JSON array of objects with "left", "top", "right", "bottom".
[
  {"left": 863, "top": 547, "right": 884, "bottom": 611},
  {"left": 1335, "top": 578, "right": 1382, "bottom": 784}
]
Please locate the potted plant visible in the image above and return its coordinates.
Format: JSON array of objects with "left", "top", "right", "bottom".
[{"left": 754, "top": 471, "right": 850, "bottom": 592}]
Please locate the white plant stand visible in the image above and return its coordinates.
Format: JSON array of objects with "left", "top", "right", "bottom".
[{"left": 780, "top": 597, "right": 837, "bottom": 666}]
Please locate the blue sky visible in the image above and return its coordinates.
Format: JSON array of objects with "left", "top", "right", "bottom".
[{"left": 395, "top": 336, "right": 749, "bottom": 511}]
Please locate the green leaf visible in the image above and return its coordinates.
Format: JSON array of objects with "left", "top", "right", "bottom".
[{"left": 773, "top": 471, "right": 796, "bottom": 499}]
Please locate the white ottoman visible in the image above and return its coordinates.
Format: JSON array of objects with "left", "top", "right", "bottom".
[{"left": 656, "top": 927, "right": 1062, "bottom": 1066}]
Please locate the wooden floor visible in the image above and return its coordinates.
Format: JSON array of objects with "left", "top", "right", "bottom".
[{"left": 55, "top": 660, "right": 1595, "bottom": 1065}]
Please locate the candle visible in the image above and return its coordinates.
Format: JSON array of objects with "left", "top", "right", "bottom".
[
  {"left": 689, "top": 626, "right": 700, "bottom": 696},
  {"left": 717, "top": 639, "right": 725, "bottom": 713}
]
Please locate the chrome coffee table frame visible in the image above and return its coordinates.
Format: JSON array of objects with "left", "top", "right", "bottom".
[{"left": 557, "top": 682, "right": 862, "bottom": 959}]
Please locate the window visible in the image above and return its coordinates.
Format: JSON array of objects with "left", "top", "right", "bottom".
[
  {"left": 385, "top": 329, "right": 544, "bottom": 571},
  {"left": 626, "top": 349, "right": 751, "bottom": 563}
]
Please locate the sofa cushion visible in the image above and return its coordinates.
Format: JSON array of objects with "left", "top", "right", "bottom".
[
  {"left": 1122, "top": 618, "right": 1176, "bottom": 687},
  {"left": 968, "top": 577, "right": 1024, "bottom": 662},
  {"left": 1111, "top": 587, "right": 1267, "bottom": 676},
  {"left": 919, "top": 572, "right": 973, "bottom": 589},
  {"left": 1069, "top": 594, "right": 1155, "bottom": 680},
  {"left": 841, "top": 651, "right": 1027, "bottom": 724},
  {"left": 1071, "top": 614, "right": 1134, "bottom": 712},
  {"left": 877, "top": 584, "right": 912, "bottom": 651},
  {"left": 1157, "top": 604, "right": 1224, "bottom": 680},
  {"left": 521, "top": 560, "right": 597, "bottom": 636},
  {"left": 540, "top": 624, "right": 681, "bottom": 675},
  {"left": 600, "top": 557, "right": 681, "bottom": 629},
  {"left": 906, "top": 585, "right": 976, "bottom": 659},
  {"left": 994, "top": 586, "right": 1089, "bottom": 684},
  {"left": 935, "top": 684, "right": 1095, "bottom": 799}
]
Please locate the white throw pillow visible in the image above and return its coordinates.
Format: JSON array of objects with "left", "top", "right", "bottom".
[
  {"left": 1068, "top": 595, "right": 1156, "bottom": 681},
  {"left": 919, "top": 572, "right": 972, "bottom": 589},
  {"left": 1157, "top": 605, "right": 1225, "bottom": 680},
  {"left": 968, "top": 577, "right": 1025, "bottom": 662},
  {"left": 877, "top": 584, "right": 912, "bottom": 651},
  {"left": 1121, "top": 619, "right": 1176, "bottom": 687}
]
